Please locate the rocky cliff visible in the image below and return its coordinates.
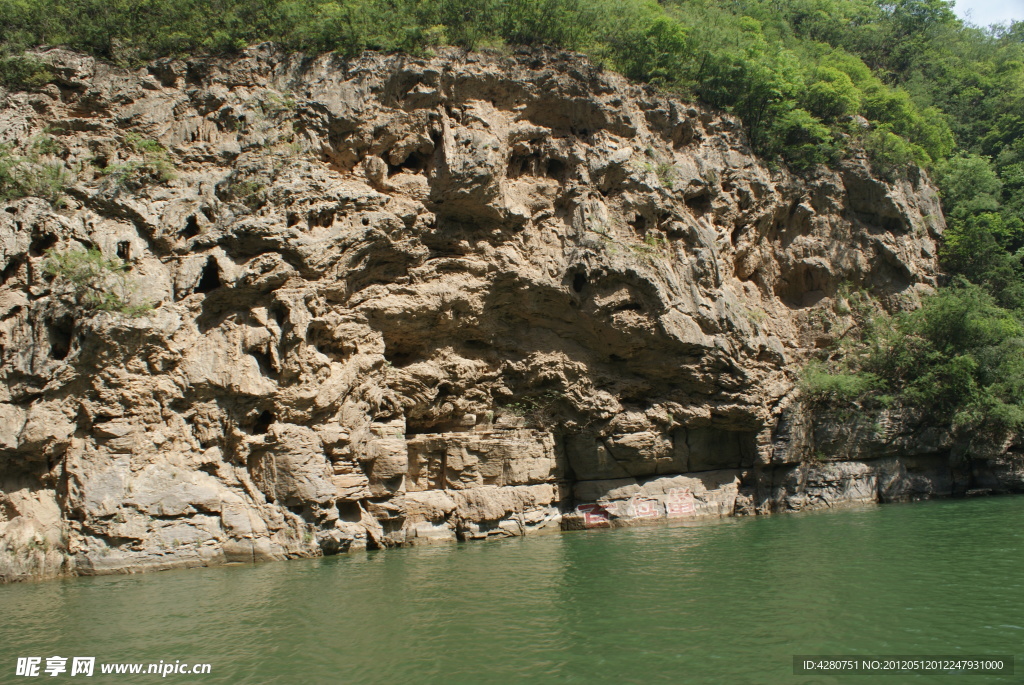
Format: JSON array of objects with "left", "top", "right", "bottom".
[{"left": 1, "top": 45, "right": 1005, "bottom": 583}]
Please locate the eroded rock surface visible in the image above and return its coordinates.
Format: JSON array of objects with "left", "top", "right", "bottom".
[{"left": 0, "top": 45, "right": 1004, "bottom": 582}]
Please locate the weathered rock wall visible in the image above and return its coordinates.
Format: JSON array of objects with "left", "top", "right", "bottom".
[{"left": 0, "top": 45, "right": 1010, "bottom": 582}]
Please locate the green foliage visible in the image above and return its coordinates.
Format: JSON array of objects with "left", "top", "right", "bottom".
[
  {"left": 0, "top": 144, "right": 71, "bottom": 205},
  {"left": 31, "top": 136, "right": 61, "bottom": 157},
  {"left": 0, "top": 0, "right": 989, "bottom": 173},
  {"left": 803, "top": 67, "right": 861, "bottom": 121},
  {"left": 43, "top": 248, "right": 152, "bottom": 317},
  {"left": 933, "top": 146, "right": 1024, "bottom": 313},
  {"left": 800, "top": 360, "right": 883, "bottom": 402},
  {"left": 259, "top": 91, "right": 297, "bottom": 115},
  {"left": 864, "top": 124, "right": 928, "bottom": 179},
  {"left": 776, "top": 108, "right": 838, "bottom": 170},
  {"left": 224, "top": 178, "right": 267, "bottom": 210},
  {"left": 0, "top": 54, "right": 52, "bottom": 90},
  {"left": 804, "top": 281, "right": 1024, "bottom": 438},
  {"left": 933, "top": 153, "right": 1003, "bottom": 219},
  {"left": 100, "top": 133, "right": 175, "bottom": 190}
]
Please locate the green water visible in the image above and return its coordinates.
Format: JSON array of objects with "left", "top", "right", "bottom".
[{"left": 3, "top": 497, "right": 1023, "bottom": 684}]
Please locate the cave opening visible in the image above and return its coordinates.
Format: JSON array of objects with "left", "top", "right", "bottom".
[
  {"left": 545, "top": 158, "right": 567, "bottom": 180},
  {"left": 572, "top": 272, "right": 587, "bottom": 293},
  {"left": 686, "top": 192, "right": 713, "bottom": 215},
  {"left": 48, "top": 317, "right": 74, "bottom": 360},
  {"left": 1, "top": 257, "right": 23, "bottom": 285},
  {"left": 195, "top": 257, "right": 221, "bottom": 294},
  {"left": 181, "top": 215, "right": 201, "bottom": 239},
  {"left": 251, "top": 349, "right": 277, "bottom": 378},
  {"left": 387, "top": 150, "right": 431, "bottom": 177},
  {"left": 307, "top": 209, "right": 335, "bottom": 229},
  {"left": 253, "top": 410, "right": 275, "bottom": 435},
  {"left": 29, "top": 234, "right": 58, "bottom": 257},
  {"left": 271, "top": 304, "right": 288, "bottom": 330}
]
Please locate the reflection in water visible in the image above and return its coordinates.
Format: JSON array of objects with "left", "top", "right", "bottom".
[{"left": 3, "top": 498, "right": 1023, "bottom": 683}]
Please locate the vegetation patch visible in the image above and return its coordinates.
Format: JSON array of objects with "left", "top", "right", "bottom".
[
  {"left": 0, "top": 143, "right": 72, "bottom": 206},
  {"left": 100, "top": 133, "right": 176, "bottom": 191},
  {"left": 0, "top": 54, "right": 53, "bottom": 90},
  {"left": 44, "top": 248, "right": 153, "bottom": 317},
  {"left": 0, "top": 0, "right": 995, "bottom": 172},
  {"left": 802, "top": 282, "right": 1024, "bottom": 440}
]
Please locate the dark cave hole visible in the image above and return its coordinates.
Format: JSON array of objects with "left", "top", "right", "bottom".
[
  {"left": 383, "top": 344, "right": 416, "bottom": 367},
  {"left": 628, "top": 215, "right": 648, "bottom": 234},
  {"left": 545, "top": 158, "right": 567, "bottom": 180},
  {"left": 572, "top": 272, "right": 587, "bottom": 293},
  {"left": 507, "top": 152, "right": 540, "bottom": 179},
  {"left": 336, "top": 501, "right": 361, "bottom": 522},
  {"left": 731, "top": 223, "right": 745, "bottom": 246},
  {"left": 1, "top": 257, "right": 23, "bottom": 285},
  {"left": 686, "top": 193, "right": 712, "bottom": 215},
  {"left": 29, "top": 234, "right": 58, "bottom": 257},
  {"left": 507, "top": 154, "right": 527, "bottom": 178},
  {"left": 609, "top": 353, "right": 627, "bottom": 363},
  {"left": 116, "top": 241, "right": 131, "bottom": 261},
  {"left": 286, "top": 212, "right": 301, "bottom": 227},
  {"left": 253, "top": 410, "right": 275, "bottom": 435},
  {"left": 195, "top": 257, "right": 221, "bottom": 294},
  {"left": 48, "top": 317, "right": 74, "bottom": 360},
  {"left": 307, "top": 210, "right": 335, "bottom": 229},
  {"left": 306, "top": 324, "right": 331, "bottom": 355},
  {"left": 387, "top": 150, "right": 431, "bottom": 177},
  {"left": 271, "top": 305, "right": 287, "bottom": 330},
  {"left": 619, "top": 396, "right": 652, "bottom": 409},
  {"left": 613, "top": 301, "right": 643, "bottom": 313},
  {"left": 434, "top": 383, "right": 454, "bottom": 407},
  {"left": 180, "top": 215, "right": 201, "bottom": 239}
]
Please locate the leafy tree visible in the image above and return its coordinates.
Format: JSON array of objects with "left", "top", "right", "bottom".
[
  {"left": 803, "top": 67, "right": 862, "bottom": 120},
  {"left": 933, "top": 153, "right": 1002, "bottom": 218}
]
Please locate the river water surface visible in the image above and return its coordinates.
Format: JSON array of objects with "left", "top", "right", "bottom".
[{"left": 3, "top": 496, "right": 1023, "bottom": 683}]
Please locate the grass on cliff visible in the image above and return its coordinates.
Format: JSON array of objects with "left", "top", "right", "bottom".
[
  {"left": 44, "top": 248, "right": 153, "bottom": 317},
  {"left": 0, "top": 143, "right": 72, "bottom": 206},
  {"left": 98, "top": 133, "right": 177, "bottom": 192}
]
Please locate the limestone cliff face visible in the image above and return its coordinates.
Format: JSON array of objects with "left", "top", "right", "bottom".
[{"left": 0, "top": 45, "right": 970, "bottom": 582}]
